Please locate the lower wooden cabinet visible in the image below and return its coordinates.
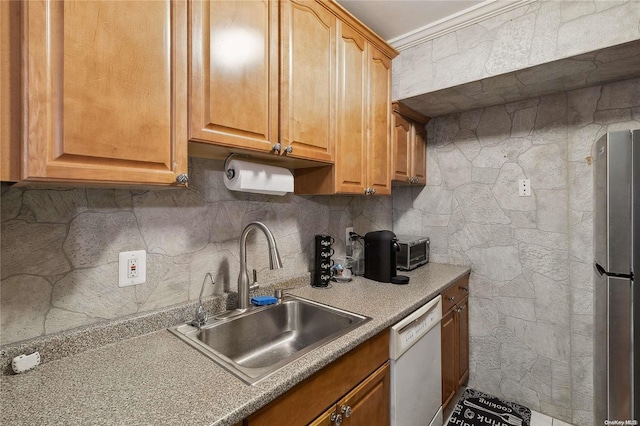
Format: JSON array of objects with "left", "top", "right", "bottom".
[
  {"left": 441, "top": 274, "right": 470, "bottom": 409},
  {"left": 441, "top": 306, "right": 458, "bottom": 408},
  {"left": 311, "top": 362, "right": 390, "bottom": 426},
  {"left": 457, "top": 296, "right": 469, "bottom": 387},
  {"left": 245, "top": 331, "right": 389, "bottom": 426}
]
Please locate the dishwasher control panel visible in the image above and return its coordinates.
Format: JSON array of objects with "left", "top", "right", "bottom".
[
  {"left": 390, "top": 295, "right": 442, "bottom": 359},
  {"left": 400, "top": 310, "right": 435, "bottom": 348}
]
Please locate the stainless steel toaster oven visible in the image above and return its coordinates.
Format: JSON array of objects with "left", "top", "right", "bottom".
[{"left": 395, "top": 235, "right": 430, "bottom": 271}]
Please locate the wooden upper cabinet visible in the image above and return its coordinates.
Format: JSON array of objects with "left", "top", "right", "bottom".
[
  {"left": 335, "top": 23, "right": 367, "bottom": 194},
  {"left": 22, "top": 0, "right": 188, "bottom": 185},
  {"left": 391, "top": 102, "right": 429, "bottom": 186},
  {"left": 295, "top": 23, "right": 395, "bottom": 196},
  {"left": 189, "top": 0, "right": 278, "bottom": 152},
  {"left": 412, "top": 123, "right": 427, "bottom": 184},
  {"left": 336, "top": 37, "right": 392, "bottom": 196},
  {"left": 0, "top": 0, "right": 21, "bottom": 182},
  {"left": 189, "top": 0, "right": 334, "bottom": 163},
  {"left": 280, "top": 0, "right": 336, "bottom": 162},
  {"left": 392, "top": 112, "right": 411, "bottom": 183},
  {"left": 366, "top": 47, "right": 392, "bottom": 196}
]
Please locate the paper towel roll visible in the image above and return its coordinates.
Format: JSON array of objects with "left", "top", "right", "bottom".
[{"left": 223, "top": 159, "right": 294, "bottom": 196}]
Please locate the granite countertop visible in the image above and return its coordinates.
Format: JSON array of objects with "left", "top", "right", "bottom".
[{"left": 0, "top": 263, "right": 470, "bottom": 426}]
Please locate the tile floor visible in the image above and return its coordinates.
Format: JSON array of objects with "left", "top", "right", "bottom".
[{"left": 445, "top": 386, "right": 574, "bottom": 426}]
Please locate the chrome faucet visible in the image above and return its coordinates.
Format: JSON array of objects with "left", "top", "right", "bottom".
[
  {"left": 237, "top": 221, "right": 283, "bottom": 310},
  {"left": 191, "top": 272, "right": 215, "bottom": 328}
]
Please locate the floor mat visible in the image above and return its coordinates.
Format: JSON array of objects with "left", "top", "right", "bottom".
[{"left": 447, "top": 388, "right": 532, "bottom": 426}]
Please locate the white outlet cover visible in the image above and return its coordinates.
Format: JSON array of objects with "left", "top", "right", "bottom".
[
  {"left": 519, "top": 179, "right": 531, "bottom": 197},
  {"left": 346, "top": 227, "right": 354, "bottom": 246},
  {"left": 119, "top": 250, "right": 146, "bottom": 287}
]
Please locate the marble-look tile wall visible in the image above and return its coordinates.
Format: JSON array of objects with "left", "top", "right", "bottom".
[
  {"left": 393, "top": 77, "right": 640, "bottom": 425},
  {"left": 393, "top": 0, "right": 640, "bottom": 100},
  {"left": 0, "top": 158, "right": 392, "bottom": 345}
]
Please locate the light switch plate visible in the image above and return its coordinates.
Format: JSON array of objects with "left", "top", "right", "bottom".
[{"left": 119, "top": 250, "right": 146, "bottom": 287}]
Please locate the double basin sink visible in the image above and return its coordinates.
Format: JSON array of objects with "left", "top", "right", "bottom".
[{"left": 170, "top": 296, "right": 369, "bottom": 384}]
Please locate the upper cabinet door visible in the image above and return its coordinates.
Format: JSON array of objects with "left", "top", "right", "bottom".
[
  {"left": 189, "top": 0, "right": 278, "bottom": 152},
  {"left": 411, "top": 123, "right": 427, "bottom": 184},
  {"left": 335, "top": 23, "right": 367, "bottom": 194},
  {"left": 23, "top": 0, "right": 187, "bottom": 185},
  {"left": 391, "top": 102, "right": 429, "bottom": 186},
  {"left": 391, "top": 111, "right": 411, "bottom": 183},
  {"left": 366, "top": 46, "right": 392, "bottom": 196},
  {"left": 280, "top": 0, "right": 336, "bottom": 163},
  {"left": 1, "top": 0, "right": 21, "bottom": 182}
]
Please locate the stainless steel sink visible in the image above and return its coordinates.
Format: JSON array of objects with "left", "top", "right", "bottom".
[{"left": 169, "top": 296, "right": 370, "bottom": 384}]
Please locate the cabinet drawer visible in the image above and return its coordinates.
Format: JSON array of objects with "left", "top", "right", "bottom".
[{"left": 441, "top": 275, "right": 469, "bottom": 313}]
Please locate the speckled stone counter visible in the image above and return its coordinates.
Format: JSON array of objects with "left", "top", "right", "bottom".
[{"left": 0, "top": 263, "right": 469, "bottom": 426}]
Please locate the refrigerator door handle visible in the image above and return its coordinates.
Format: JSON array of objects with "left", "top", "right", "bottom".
[
  {"left": 595, "top": 262, "right": 607, "bottom": 276},
  {"left": 595, "top": 261, "right": 633, "bottom": 279}
]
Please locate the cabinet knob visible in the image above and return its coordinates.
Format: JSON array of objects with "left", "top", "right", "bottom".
[
  {"left": 364, "top": 188, "right": 371, "bottom": 195},
  {"left": 330, "top": 413, "right": 343, "bottom": 426},
  {"left": 341, "top": 405, "right": 352, "bottom": 418},
  {"left": 456, "top": 307, "right": 462, "bottom": 313},
  {"left": 271, "top": 143, "right": 282, "bottom": 153},
  {"left": 370, "top": 188, "right": 376, "bottom": 195},
  {"left": 460, "top": 286, "right": 468, "bottom": 292},
  {"left": 283, "top": 146, "right": 293, "bottom": 154},
  {"left": 447, "top": 296, "right": 455, "bottom": 301},
  {"left": 176, "top": 173, "right": 189, "bottom": 184}
]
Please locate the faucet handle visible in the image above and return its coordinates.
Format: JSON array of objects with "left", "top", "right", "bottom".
[
  {"left": 191, "top": 305, "right": 208, "bottom": 328},
  {"left": 250, "top": 269, "right": 259, "bottom": 292},
  {"left": 274, "top": 287, "right": 294, "bottom": 301}
]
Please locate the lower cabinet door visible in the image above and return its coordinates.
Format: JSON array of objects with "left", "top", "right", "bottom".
[
  {"left": 340, "top": 361, "right": 390, "bottom": 426},
  {"left": 309, "top": 406, "right": 339, "bottom": 426},
  {"left": 441, "top": 308, "right": 457, "bottom": 409},
  {"left": 457, "top": 297, "right": 470, "bottom": 387}
]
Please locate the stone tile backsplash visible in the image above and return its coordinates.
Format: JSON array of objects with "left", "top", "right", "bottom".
[
  {"left": 0, "top": 158, "right": 392, "bottom": 345},
  {"left": 392, "top": 77, "right": 640, "bottom": 425}
]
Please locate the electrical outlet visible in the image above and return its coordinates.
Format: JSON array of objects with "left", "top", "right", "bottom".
[
  {"left": 119, "top": 250, "right": 146, "bottom": 287},
  {"left": 346, "top": 227, "right": 354, "bottom": 246},
  {"left": 519, "top": 179, "right": 531, "bottom": 197},
  {"left": 127, "top": 258, "right": 138, "bottom": 278}
]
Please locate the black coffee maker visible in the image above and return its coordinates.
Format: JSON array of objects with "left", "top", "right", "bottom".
[{"left": 363, "top": 230, "right": 410, "bottom": 284}]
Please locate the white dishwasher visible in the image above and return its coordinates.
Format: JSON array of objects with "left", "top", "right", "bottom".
[{"left": 390, "top": 295, "right": 443, "bottom": 426}]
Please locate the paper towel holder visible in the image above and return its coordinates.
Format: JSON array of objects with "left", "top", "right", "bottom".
[{"left": 224, "top": 153, "right": 250, "bottom": 180}]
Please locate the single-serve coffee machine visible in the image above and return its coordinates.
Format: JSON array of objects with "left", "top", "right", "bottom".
[{"left": 363, "top": 230, "right": 410, "bottom": 284}]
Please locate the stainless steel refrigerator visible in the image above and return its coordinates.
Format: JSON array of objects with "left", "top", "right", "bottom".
[{"left": 594, "top": 129, "right": 639, "bottom": 423}]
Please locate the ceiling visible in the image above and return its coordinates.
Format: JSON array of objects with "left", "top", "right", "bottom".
[{"left": 336, "top": 0, "right": 484, "bottom": 42}]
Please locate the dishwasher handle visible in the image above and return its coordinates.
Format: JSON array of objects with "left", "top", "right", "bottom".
[{"left": 390, "top": 295, "right": 442, "bottom": 359}]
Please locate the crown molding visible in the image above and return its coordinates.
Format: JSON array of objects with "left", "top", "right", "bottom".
[{"left": 388, "top": 0, "right": 535, "bottom": 52}]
